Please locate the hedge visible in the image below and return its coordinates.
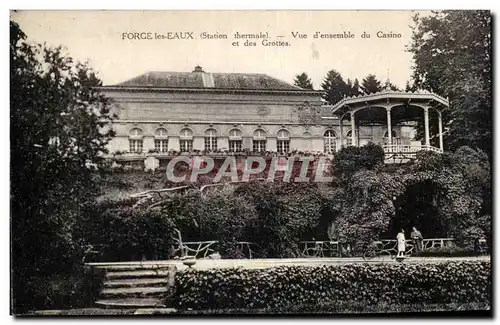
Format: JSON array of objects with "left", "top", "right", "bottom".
[
  {"left": 176, "top": 302, "right": 491, "bottom": 315},
  {"left": 173, "top": 261, "right": 491, "bottom": 310}
]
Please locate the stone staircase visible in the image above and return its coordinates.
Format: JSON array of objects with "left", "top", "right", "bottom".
[{"left": 91, "top": 263, "right": 177, "bottom": 309}]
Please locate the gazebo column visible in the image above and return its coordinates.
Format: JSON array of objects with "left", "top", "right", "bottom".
[
  {"left": 351, "top": 111, "right": 356, "bottom": 147},
  {"left": 339, "top": 117, "right": 343, "bottom": 150},
  {"left": 386, "top": 107, "right": 392, "bottom": 146},
  {"left": 424, "top": 106, "right": 430, "bottom": 146},
  {"left": 438, "top": 110, "right": 443, "bottom": 151}
]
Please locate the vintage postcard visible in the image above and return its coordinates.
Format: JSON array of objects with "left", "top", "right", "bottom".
[{"left": 10, "top": 10, "right": 491, "bottom": 316}]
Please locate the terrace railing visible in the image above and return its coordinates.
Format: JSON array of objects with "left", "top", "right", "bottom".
[{"left": 299, "top": 238, "right": 456, "bottom": 258}]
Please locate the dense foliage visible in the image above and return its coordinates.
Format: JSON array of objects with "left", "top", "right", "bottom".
[
  {"left": 77, "top": 182, "right": 334, "bottom": 261},
  {"left": 173, "top": 261, "right": 491, "bottom": 310},
  {"left": 331, "top": 145, "right": 490, "bottom": 251},
  {"left": 77, "top": 144, "right": 490, "bottom": 261},
  {"left": 320, "top": 70, "right": 362, "bottom": 104},
  {"left": 10, "top": 21, "right": 114, "bottom": 312},
  {"left": 409, "top": 11, "right": 492, "bottom": 157}
]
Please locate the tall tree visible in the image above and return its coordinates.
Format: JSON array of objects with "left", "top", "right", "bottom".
[
  {"left": 361, "top": 74, "right": 383, "bottom": 94},
  {"left": 408, "top": 10, "right": 491, "bottom": 157},
  {"left": 293, "top": 72, "right": 314, "bottom": 90},
  {"left": 321, "top": 69, "right": 349, "bottom": 105},
  {"left": 346, "top": 78, "right": 362, "bottom": 97},
  {"left": 405, "top": 80, "right": 418, "bottom": 92},
  {"left": 385, "top": 81, "right": 401, "bottom": 91},
  {"left": 10, "top": 21, "right": 115, "bottom": 312}
]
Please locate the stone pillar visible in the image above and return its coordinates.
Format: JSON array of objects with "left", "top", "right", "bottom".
[
  {"left": 242, "top": 137, "right": 252, "bottom": 151},
  {"left": 351, "top": 112, "right": 356, "bottom": 147},
  {"left": 339, "top": 116, "right": 344, "bottom": 149},
  {"left": 193, "top": 136, "right": 204, "bottom": 151},
  {"left": 218, "top": 137, "right": 229, "bottom": 151},
  {"left": 168, "top": 136, "right": 180, "bottom": 151},
  {"left": 301, "top": 137, "right": 312, "bottom": 151},
  {"left": 311, "top": 137, "right": 324, "bottom": 152},
  {"left": 267, "top": 138, "right": 277, "bottom": 152},
  {"left": 142, "top": 137, "right": 154, "bottom": 153},
  {"left": 386, "top": 107, "right": 392, "bottom": 145},
  {"left": 290, "top": 138, "right": 302, "bottom": 151},
  {"left": 438, "top": 110, "right": 443, "bottom": 151},
  {"left": 424, "top": 107, "right": 430, "bottom": 146}
]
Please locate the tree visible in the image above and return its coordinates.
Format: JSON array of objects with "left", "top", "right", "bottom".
[
  {"left": 361, "top": 74, "right": 383, "bottom": 94},
  {"left": 331, "top": 143, "right": 385, "bottom": 187},
  {"left": 404, "top": 81, "right": 418, "bottom": 92},
  {"left": 10, "top": 21, "right": 115, "bottom": 312},
  {"left": 346, "top": 78, "right": 362, "bottom": 97},
  {"left": 293, "top": 72, "right": 314, "bottom": 90},
  {"left": 321, "top": 70, "right": 349, "bottom": 105},
  {"left": 386, "top": 81, "right": 400, "bottom": 91},
  {"left": 408, "top": 10, "right": 492, "bottom": 158}
]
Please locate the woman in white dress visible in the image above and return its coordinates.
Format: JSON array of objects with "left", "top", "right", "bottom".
[{"left": 396, "top": 229, "right": 406, "bottom": 257}]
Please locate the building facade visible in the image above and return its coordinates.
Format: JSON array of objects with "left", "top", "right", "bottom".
[{"left": 99, "top": 66, "right": 417, "bottom": 170}]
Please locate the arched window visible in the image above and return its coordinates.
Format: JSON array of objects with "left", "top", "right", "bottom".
[
  {"left": 277, "top": 129, "right": 290, "bottom": 153},
  {"left": 155, "top": 128, "right": 168, "bottom": 137},
  {"left": 179, "top": 128, "right": 193, "bottom": 152},
  {"left": 229, "top": 128, "right": 242, "bottom": 138},
  {"left": 180, "top": 128, "right": 193, "bottom": 138},
  {"left": 204, "top": 128, "right": 218, "bottom": 151},
  {"left": 130, "top": 128, "right": 143, "bottom": 137},
  {"left": 229, "top": 128, "right": 243, "bottom": 152},
  {"left": 129, "top": 128, "right": 143, "bottom": 153},
  {"left": 252, "top": 129, "right": 267, "bottom": 152},
  {"left": 324, "top": 130, "right": 337, "bottom": 153},
  {"left": 154, "top": 127, "right": 168, "bottom": 152}
]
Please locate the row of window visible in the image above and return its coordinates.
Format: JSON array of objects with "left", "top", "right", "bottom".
[
  {"left": 128, "top": 128, "right": 397, "bottom": 154},
  {"left": 129, "top": 139, "right": 291, "bottom": 153}
]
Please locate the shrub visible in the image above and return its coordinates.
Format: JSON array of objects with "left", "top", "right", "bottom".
[
  {"left": 417, "top": 245, "right": 484, "bottom": 257},
  {"left": 173, "top": 261, "right": 491, "bottom": 310},
  {"left": 75, "top": 198, "right": 176, "bottom": 261}
]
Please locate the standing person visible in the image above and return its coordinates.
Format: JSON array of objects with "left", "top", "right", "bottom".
[
  {"left": 411, "top": 227, "right": 424, "bottom": 253},
  {"left": 397, "top": 229, "right": 406, "bottom": 258}
]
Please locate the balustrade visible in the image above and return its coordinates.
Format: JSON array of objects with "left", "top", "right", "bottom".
[{"left": 383, "top": 144, "right": 443, "bottom": 154}]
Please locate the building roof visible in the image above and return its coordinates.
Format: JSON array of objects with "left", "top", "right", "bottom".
[{"left": 110, "top": 66, "right": 305, "bottom": 91}]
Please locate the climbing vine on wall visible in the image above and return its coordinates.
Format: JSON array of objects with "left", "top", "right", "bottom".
[{"left": 331, "top": 145, "right": 490, "bottom": 250}]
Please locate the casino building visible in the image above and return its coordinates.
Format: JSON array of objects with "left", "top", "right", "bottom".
[{"left": 98, "top": 66, "right": 448, "bottom": 170}]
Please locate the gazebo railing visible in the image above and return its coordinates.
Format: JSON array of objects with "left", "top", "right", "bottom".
[{"left": 383, "top": 144, "right": 443, "bottom": 154}]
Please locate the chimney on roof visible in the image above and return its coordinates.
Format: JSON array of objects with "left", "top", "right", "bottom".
[{"left": 193, "top": 65, "right": 204, "bottom": 73}]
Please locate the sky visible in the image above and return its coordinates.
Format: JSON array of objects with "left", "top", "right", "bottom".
[{"left": 11, "top": 10, "right": 426, "bottom": 89}]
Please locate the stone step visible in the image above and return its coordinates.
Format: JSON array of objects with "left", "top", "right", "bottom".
[
  {"left": 105, "top": 270, "right": 172, "bottom": 279},
  {"left": 103, "top": 278, "right": 171, "bottom": 288},
  {"left": 95, "top": 298, "right": 166, "bottom": 309},
  {"left": 100, "top": 286, "right": 169, "bottom": 299}
]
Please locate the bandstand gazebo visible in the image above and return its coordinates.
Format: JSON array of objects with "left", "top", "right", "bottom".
[{"left": 330, "top": 89, "right": 449, "bottom": 161}]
